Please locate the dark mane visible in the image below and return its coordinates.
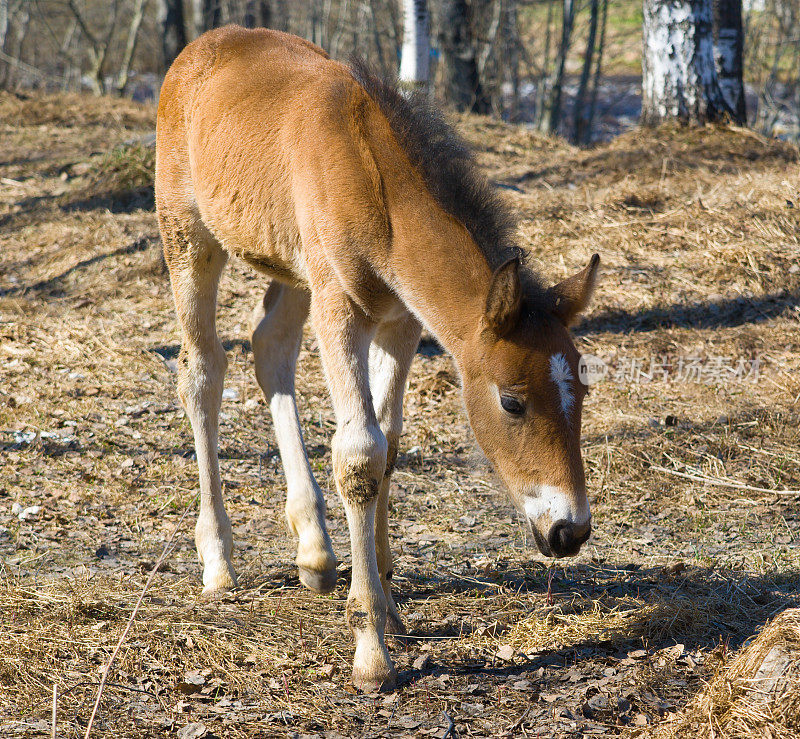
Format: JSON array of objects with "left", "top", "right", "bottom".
[
  {"left": 349, "top": 60, "right": 516, "bottom": 267},
  {"left": 348, "top": 59, "right": 550, "bottom": 312}
]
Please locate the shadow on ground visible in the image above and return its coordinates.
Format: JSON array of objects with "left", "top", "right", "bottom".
[
  {"left": 397, "top": 562, "right": 799, "bottom": 652},
  {"left": 576, "top": 289, "right": 800, "bottom": 335}
]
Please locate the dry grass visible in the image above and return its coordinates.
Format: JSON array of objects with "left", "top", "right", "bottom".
[
  {"left": 646, "top": 607, "right": 800, "bottom": 739},
  {"left": 1, "top": 92, "right": 799, "bottom": 737},
  {"left": 75, "top": 141, "right": 156, "bottom": 212}
]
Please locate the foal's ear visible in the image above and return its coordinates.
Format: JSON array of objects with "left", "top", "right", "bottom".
[
  {"left": 548, "top": 254, "right": 600, "bottom": 326},
  {"left": 484, "top": 257, "right": 522, "bottom": 337}
]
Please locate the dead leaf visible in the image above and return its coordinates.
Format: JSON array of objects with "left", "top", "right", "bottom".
[
  {"left": 413, "top": 654, "right": 430, "bottom": 670},
  {"left": 177, "top": 670, "right": 206, "bottom": 694},
  {"left": 395, "top": 716, "right": 422, "bottom": 729},
  {"left": 496, "top": 644, "right": 515, "bottom": 662},
  {"left": 177, "top": 722, "right": 208, "bottom": 739}
]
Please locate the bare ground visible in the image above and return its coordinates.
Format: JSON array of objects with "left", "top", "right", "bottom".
[{"left": 1, "top": 91, "right": 799, "bottom": 738}]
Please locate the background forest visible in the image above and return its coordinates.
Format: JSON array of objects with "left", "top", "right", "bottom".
[{"left": 1, "top": 0, "right": 799, "bottom": 142}]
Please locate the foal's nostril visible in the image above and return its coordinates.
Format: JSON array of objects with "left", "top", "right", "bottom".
[
  {"left": 548, "top": 520, "right": 591, "bottom": 557},
  {"left": 548, "top": 522, "right": 569, "bottom": 555}
]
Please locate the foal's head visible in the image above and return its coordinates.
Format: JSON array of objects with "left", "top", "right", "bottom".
[{"left": 461, "top": 255, "right": 600, "bottom": 558}]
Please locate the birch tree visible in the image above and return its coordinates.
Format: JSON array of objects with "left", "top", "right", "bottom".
[
  {"left": 641, "top": 0, "right": 728, "bottom": 125},
  {"left": 115, "top": 0, "right": 148, "bottom": 93},
  {"left": 399, "top": 0, "right": 429, "bottom": 89}
]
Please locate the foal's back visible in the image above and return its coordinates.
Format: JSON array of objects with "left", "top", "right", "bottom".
[{"left": 156, "top": 26, "right": 371, "bottom": 286}]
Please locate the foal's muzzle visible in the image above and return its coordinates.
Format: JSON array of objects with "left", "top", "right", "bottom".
[{"left": 533, "top": 519, "right": 591, "bottom": 558}]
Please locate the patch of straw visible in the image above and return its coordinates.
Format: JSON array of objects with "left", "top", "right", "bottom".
[
  {"left": 645, "top": 608, "right": 800, "bottom": 739},
  {"left": 503, "top": 596, "right": 707, "bottom": 654}
]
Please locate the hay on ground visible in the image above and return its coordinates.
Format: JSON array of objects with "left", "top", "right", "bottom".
[{"left": 647, "top": 608, "right": 800, "bottom": 739}]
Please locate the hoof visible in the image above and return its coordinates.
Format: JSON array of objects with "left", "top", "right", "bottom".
[
  {"left": 299, "top": 565, "right": 338, "bottom": 594},
  {"left": 201, "top": 562, "right": 237, "bottom": 598},
  {"left": 201, "top": 584, "right": 234, "bottom": 601},
  {"left": 385, "top": 612, "right": 407, "bottom": 636},
  {"left": 352, "top": 666, "right": 397, "bottom": 693}
]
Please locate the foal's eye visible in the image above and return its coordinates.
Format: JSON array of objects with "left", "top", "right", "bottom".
[{"left": 500, "top": 395, "right": 525, "bottom": 416}]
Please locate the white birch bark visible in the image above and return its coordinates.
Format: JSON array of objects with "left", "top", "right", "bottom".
[
  {"left": 399, "top": 0, "right": 429, "bottom": 87},
  {"left": 641, "top": 0, "right": 726, "bottom": 124}
]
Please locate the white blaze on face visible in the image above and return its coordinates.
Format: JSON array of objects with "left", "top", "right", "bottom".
[
  {"left": 523, "top": 485, "right": 573, "bottom": 523},
  {"left": 549, "top": 353, "right": 574, "bottom": 420},
  {"left": 524, "top": 485, "right": 591, "bottom": 526}
]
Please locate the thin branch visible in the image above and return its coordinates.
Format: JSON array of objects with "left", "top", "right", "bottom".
[
  {"left": 67, "top": 0, "right": 97, "bottom": 48},
  {"left": 83, "top": 501, "right": 194, "bottom": 739},
  {"left": 646, "top": 461, "right": 800, "bottom": 496}
]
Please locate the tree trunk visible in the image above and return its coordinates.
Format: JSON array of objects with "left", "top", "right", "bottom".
[
  {"left": 438, "top": 0, "right": 490, "bottom": 113},
  {"left": 0, "top": 0, "right": 8, "bottom": 86},
  {"left": 399, "top": 0, "right": 429, "bottom": 89},
  {"left": 272, "top": 0, "right": 288, "bottom": 31},
  {"left": 641, "top": 0, "right": 727, "bottom": 125},
  {"left": 505, "top": 0, "right": 521, "bottom": 121},
  {"left": 542, "top": 0, "right": 576, "bottom": 134},
  {"left": 259, "top": 0, "right": 271, "bottom": 28},
  {"left": 572, "top": 0, "right": 600, "bottom": 143},
  {"left": 584, "top": 0, "right": 609, "bottom": 144},
  {"left": 1, "top": 1, "right": 28, "bottom": 89},
  {"left": 188, "top": 0, "right": 202, "bottom": 38},
  {"left": 310, "top": 0, "right": 323, "bottom": 47},
  {"left": 116, "top": 0, "right": 147, "bottom": 93},
  {"left": 712, "top": 0, "right": 746, "bottom": 123},
  {"left": 158, "top": 0, "right": 188, "bottom": 69},
  {"left": 368, "top": 1, "right": 389, "bottom": 75},
  {"left": 203, "top": 0, "right": 221, "bottom": 33},
  {"left": 244, "top": 0, "right": 256, "bottom": 28},
  {"left": 0, "top": 0, "right": 8, "bottom": 56},
  {"left": 534, "top": 0, "right": 556, "bottom": 131},
  {"left": 385, "top": 0, "right": 402, "bottom": 63}
]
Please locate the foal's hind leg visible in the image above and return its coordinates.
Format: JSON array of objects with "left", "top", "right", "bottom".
[
  {"left": 370, "top": 315, "right": 422, "bottom": 636},
  {"left": 251, "top": 283, "right": 337, "bottom": 593},
  {"left": 160, "top": 213, "right": 236, "bottom": 596}
]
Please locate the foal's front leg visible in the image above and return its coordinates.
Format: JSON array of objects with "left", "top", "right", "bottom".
[{"left": 311, "top": 289, "right": 395, "bottom": 692}]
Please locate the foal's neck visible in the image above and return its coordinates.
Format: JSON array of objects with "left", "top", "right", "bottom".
[{"left": 385, "top": 187, "right": 493, "bottom": 363}]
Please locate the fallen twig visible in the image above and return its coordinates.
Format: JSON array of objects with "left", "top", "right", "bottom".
[
  {"left": 83, "top": 501, "right": 194, "bottom": 739},
  {"left": 441, "top": 710, "right": 457, "bottom": 739},
  {"left": 502, "top": 707, "right": 531, "bottom": 737},
  {"left": 647, "top": 462, "right": 800, "bottom": 496}
]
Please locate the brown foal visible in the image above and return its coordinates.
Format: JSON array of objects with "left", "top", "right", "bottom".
[{"left": 155, "top": 25, "right": 599, "bottom": 691}]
